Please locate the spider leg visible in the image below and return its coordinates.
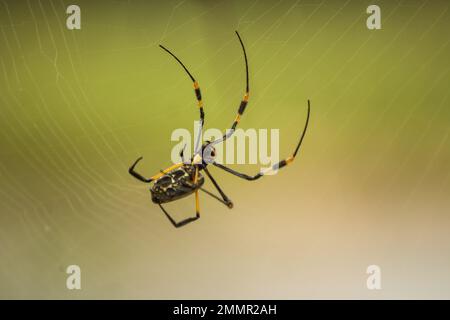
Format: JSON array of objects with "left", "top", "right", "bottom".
[
  {"left": 211, "top": 162, "right": 262, "bottom": 181},
  {"left": 128, "top": 157, "right": 153, "bottom": 183},
  {"left": 194, "top": 167, "right": 201, "bottom": 217},
  {"left": 128, "top": 157, "right": 184, "bottom": 183},
  {"left": 158, "top": 204, "right": 200, "bottom": 228},
  {"left": 179, "top": 144, "right": 188, "bottom": 163},
  {"left": 159, "top": 45, "right": 205, "bottom": 127},
  {"left": 210, "top": 31, "right": 249, "bottom": 146},
  {"left": 202, "top": 167, "right": 233, "bottom": 208},
  {"left": 199, "top": 187, "right": 230, "bottom": 207},
  {"left": 212, "top": 101, "right": 311, "bottom": 180}
]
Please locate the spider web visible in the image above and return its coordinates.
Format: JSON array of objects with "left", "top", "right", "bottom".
[{"left": 1, "top": 0, "right": 450, "bottom": 299}]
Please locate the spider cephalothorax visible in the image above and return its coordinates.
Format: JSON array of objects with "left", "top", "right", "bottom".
[
  {"left": 198, "top": 141, "right": 216, "bottom": 167},
  {"left": 129, "top": 31, "right": 311, "bottom": 228}
]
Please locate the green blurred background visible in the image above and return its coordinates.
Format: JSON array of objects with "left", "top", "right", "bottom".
[{"left": 1, "top": 0, "right": 449, "bottom": 299}]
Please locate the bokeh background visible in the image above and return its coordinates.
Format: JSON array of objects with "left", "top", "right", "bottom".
[{"left": 1, "top": 0, "right": 449, "bottom": 299}]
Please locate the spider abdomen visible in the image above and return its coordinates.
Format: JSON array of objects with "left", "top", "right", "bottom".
[{"left": 150, "top": 167, "right": 204, "bottom": 204}]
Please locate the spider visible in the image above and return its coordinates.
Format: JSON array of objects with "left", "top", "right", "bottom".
[{"left": 129, "top": 31, "right": 311, "bottom": 228}]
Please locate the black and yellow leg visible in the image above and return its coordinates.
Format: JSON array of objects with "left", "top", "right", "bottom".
[
  {"left": 210, "top": 31, "right": 250, "bottom": 144},
  {"left": 159, "top": 44, "right": 205, "bottom": 124},
  {"left": 194, "top": 81, "right": 205, "bottom": 123},
  {"left": 194, "top": 167, "right": 200, "bottom": 216},
  {"left": 217, "top": 90, "right": 249, "bottom": 142},
  {"left": 128, "top": 157, "right": 184, "bottom": 183},
  {"left": 231, "top": 92, "right": 249, "bottom": 131},
  {"left": 213, "top": 100, "right": 311, "bottom": 180},
  {"left": 213, "top": 150, "right": 296, "bottom": 181}
]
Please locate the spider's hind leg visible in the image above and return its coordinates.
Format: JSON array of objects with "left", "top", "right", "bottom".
[{"left": 158, "top": 204, "right": 200, "bottom": 228}]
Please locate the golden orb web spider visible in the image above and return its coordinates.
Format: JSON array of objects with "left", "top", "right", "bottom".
[{"left": 129, "top": 31, "right": 311, "bottom": 228}]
